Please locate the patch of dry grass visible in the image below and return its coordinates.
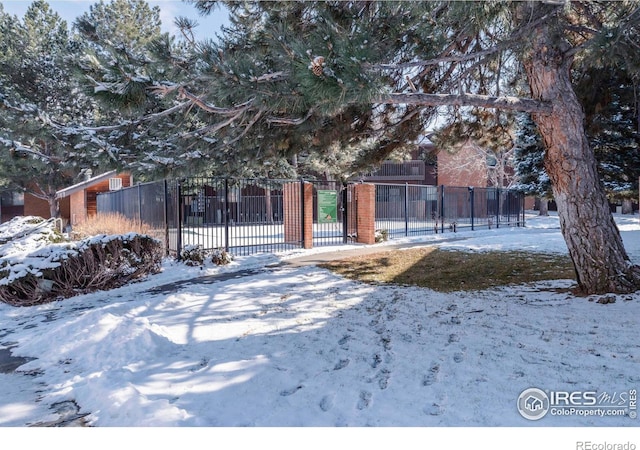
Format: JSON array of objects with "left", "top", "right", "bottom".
[
  {"left": 319, "top": 247, "right": 575, "bottom": 292},
  {"left": 71, "top": 212, "right": 164, "bottom": 242}
]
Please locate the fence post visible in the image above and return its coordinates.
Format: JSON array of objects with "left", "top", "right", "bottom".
[
  {"left": 224, "top": 178, "right": 230, "bottom": 252},
  {"left": 496, "top": 187, "right": 501, "bottom": 229},
  {"left": 300, "top": 178, "right": 306, "bottom": 248},
  {"left": 440, "top": 185, "right": 445, "bottom": 233},
  {"left": 176, "top": 180, "right": 183, "bottom": 260},
  {"left": 342, "top": 183, "right": 348, "bottom": 244},
  {"left": 137, "top": 184, "right": 142, "bottom": 223},
  {"left": 404, "top": 183, "right": 409, "bottom": 237},
  {"left": 469, "top": 187, "right": 475, "bottom": 231},
  {"left": 163, "top": 180, "right": 169, "bottom": 257}
]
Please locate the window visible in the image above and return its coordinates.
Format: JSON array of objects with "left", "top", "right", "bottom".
[
  {"left": 109, "top": 178, "right": 123, "bottom": 191},
  {"left": 1, "top": 191, "right": 24, "bottom": 206}
]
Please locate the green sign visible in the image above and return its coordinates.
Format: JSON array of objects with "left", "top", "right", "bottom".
[{"left": 317, "top": 190, "right": 337, "bottom": 224}]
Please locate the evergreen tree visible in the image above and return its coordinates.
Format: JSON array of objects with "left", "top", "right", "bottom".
[
  {"left": 74, "top": 0, "right": 207, "bottom": 180},
  {"left": 576, "top": 66, "right": 640, "bottom": 212},
  {"left": 81, "top": 1, "right": 640, "bottom": 294},
  {"left": 0, "top": 0, "right": 96, "bottom": 218},
  {"left": 513, "top": 114, "right": 552, "bottom": 215},
  {"left": 79, "top": 1, "right": 431, "bottom": 180}
]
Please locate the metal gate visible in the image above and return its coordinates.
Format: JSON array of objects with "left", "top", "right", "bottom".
[{"left": 309, "top": 180, "right": 354, "bottom": 247}]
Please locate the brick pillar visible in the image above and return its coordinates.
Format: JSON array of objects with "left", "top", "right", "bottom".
[
  {"left": 283, "top": 181, "right": 313, "bottom": 249},
  {"left": 354, "top": 183, "right": 376, "bottom": 245}
]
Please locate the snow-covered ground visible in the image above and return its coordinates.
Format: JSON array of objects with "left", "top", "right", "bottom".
[{"left": 1, "top": 213, "right": 639, "bottom": 448}]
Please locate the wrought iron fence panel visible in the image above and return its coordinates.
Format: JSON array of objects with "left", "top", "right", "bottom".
[{"left": 99, "top": 177, "right": 525, "bottom": 257}]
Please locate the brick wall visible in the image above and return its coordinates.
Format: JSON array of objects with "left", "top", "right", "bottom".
[
  {"left": 354, "top": 183, "right": 376, "bottom": 245},
  {"left": 69, "top": 190, "right": 86, "bottom": 226},
  {"left": 283, "top": 182, "right": 313, "bottom": 249}
]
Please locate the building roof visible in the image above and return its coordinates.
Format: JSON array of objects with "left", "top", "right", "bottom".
[{"left": 55, "top": 170, "right": 120, "bottom": 199}]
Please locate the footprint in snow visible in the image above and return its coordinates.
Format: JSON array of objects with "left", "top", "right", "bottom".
[
  {"left": 357, "top": 391, "right": 372, "bottom": 410},
  {"left": 423, "top": 403, "right": 443, "bottom": 416},
  {"left": 422, "top": 363, "right": 440, "bottom": 386},
  {"left": 377, "top": 369, "right": 391, "bottom": 390},
  {"left": 333, "top": 358, "right": 350, "bottom": 370},
  {"left": 319, "top": 395, "right": 334, "bottom": 412},
  {"left": 280, "top": 385, "right": 303, "bottom": 396}
]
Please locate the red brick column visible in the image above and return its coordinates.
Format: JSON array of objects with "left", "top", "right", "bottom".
[
  {"left": 354, "top": 183, "right": 376, "bottom": 245},
  {"left": 283, "top": 182, "right": 313, "bottom": 249}
]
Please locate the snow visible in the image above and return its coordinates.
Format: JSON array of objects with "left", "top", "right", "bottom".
[{"left": 1, "top": 212, "right": 640, "bottom": 448}]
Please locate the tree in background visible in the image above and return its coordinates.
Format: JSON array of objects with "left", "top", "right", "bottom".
[
  {"left": 513, "top": 114, "right": 552, "bottom": 215},
  {"left": 576, "top": 66, "right": 640, "bottom": 214},
  {"left": 515, "top": 63, "right": 640, "bottom": 215},
  {"left": 0, "top": 1, "right": 96, "bottom": 218}
]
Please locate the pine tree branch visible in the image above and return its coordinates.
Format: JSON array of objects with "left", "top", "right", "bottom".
[
  {"left": 250, "top": 71, "right": 288, "bottom": 83},
  {"left": 266, "top": 109, "right": 313, "bottom": 125},
  {"left": 379, "top": 93, "right": 553, "bottom": 114},
  {"left": 177, "top": 87, "right": 254, "bottom": 115},
  {"left": 181, "top": 108, "right": 247, "bottom": 138},
  {"left": 0, "top": 138, "right": 62, "bottom": 163},
  {"left": 223, "top": 110, "right": 264, "bottom": 148}
]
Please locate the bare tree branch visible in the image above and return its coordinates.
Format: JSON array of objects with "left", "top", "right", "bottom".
[
  {"left": 379, "top": 93, "right": 553, "bottom": 114},
  {"left": 266, "top": 109, "right": 314, "bottom": 125},
  {"left": 177, "top": 87, "right": 254, "bottom": 115}
]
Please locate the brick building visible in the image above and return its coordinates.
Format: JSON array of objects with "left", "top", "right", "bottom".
[{"left": 2, "top": 171, "right": 131, "bottom": 227}]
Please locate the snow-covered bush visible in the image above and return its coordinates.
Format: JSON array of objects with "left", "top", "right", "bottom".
[
  {"left": 180, "top": 245, "right": 206, "bottom": 266},
  {"left": 0, "top": 229, "right": 163, "bottom": 307},
  {"left": 179, "top": 245, "right": 233, "bottom": 266},
  {"left": 0, "top": 216, "right": 63, "bottom": 249},
  {"left": 211, "top": 249, "right": 233, "bottom": 266},
  {"left": 375, "top": 229, "right": 389, "bottom": 243}
]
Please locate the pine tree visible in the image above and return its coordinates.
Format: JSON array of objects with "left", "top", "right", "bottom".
[
  {"left": 0, "top": 0, "right": 96, "bottom": 218},
  {"left": 81, "top": 1, "right": 640, "bottom": 293},
  {"left": 73, "top": 0, "right": 212, "bottom": 180},
  {"left": 576, "top": 66, "right": 640, "bottom": 212},
  {"left": 513, "top": 114, "right": 552, "bottom": 215}
]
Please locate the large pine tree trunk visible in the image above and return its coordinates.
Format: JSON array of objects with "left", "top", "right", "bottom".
[{"left": 523, "top": 20, "right": 640, "bottom": 294}]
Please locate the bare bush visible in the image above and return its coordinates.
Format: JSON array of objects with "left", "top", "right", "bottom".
[{"left": 0, "top": 234, "right": 163, "bottom": 307}]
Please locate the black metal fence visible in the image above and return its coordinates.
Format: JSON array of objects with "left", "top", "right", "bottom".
[
  {"left": 374, "top": 184, "right": 525, "bottom": 238},
  {"left": 98, "top": 178, "right": 525, "bottom": 257}
]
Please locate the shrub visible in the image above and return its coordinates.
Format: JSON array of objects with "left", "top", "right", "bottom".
[
  {"left": 375, "top": 229, "right": 389, "bottom": 243},
  {"left": 178, "top": 246, "right": 233, "bottom": 266},
  {"left": 0, "top": 216, "right": 63, "bottom": 248},
  {"left": 0, "top": 233, "right": 163, "bottom": 307},
  {"left": 211, "top": 249, "right": 233, "bottom": 266},
  {"left": 180, "top": 245, "right": 206, "bottom": 266}
]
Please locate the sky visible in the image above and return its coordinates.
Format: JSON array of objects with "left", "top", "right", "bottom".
[
  {"left": 0, "top": 0, "right": 229, "bottom": 39},
  {"left": 1, "top": 212, "right": 640, "bottom": 447}
]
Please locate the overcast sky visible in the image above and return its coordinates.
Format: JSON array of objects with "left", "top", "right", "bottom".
[{"left": 0, "top": 0, "right": 229, "bottom": 39}]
